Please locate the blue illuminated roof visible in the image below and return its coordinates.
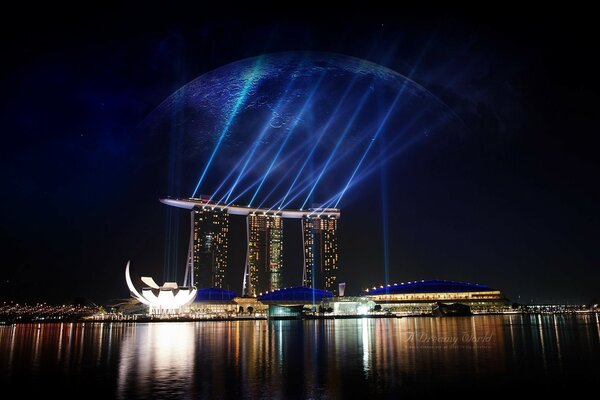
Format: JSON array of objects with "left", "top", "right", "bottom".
[
  {"left": 257, "top": 286, "right": 333, "bottom": 302},
  {"left": 195, "top": 288, "right": 237, "bottom": 302},
  {"left": 364, "top": 280, "right": 493, "bottom": 295}
]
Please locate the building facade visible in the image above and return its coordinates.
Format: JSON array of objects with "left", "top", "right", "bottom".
[
  {"left": 245, "top": 214, "right": 283, "bottom": 296},
  {"left": 188, "top": 207, "right": 229, "bottom": 288},
  {"left": 161, "top": 198, "right": 340, "bottom": 296},
  {"left": 363, "top": 280, "right": 508, "bottom": 312},
  {"left": 303, "top": 213, "right": 339, "bottom": 294}
]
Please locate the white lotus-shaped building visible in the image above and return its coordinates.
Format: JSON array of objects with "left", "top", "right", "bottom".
[{"left": 125, "top": 261, "right": 197, "bottom": 315}]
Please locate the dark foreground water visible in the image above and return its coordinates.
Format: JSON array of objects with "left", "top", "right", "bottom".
[{"left": 1, "top": 315, "right": 599, "bottom": 399}]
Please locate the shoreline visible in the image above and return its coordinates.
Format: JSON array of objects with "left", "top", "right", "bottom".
[{"left": 2, "top": 311, "right": 598, "bottom": 325}]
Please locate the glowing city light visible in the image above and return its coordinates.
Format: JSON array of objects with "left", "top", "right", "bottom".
[{"left": 126, "top": 262, "right": 197, "bottom": 314}]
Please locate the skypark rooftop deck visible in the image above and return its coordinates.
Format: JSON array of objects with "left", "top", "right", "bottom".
[{"left": 160, "top": 197, "right": 340, "bottom": 219}]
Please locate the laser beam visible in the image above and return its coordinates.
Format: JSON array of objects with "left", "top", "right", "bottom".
[
  {"left": 301, "top": 85, "right": 374, "bottom": 209},
  {"left": 209, "top": 139, "right": 280, "bottom": 201},
  {"left": 277, "top": 64, "right": 370, "bottom": 209},
  {"left": 248, "top": 74, "right": 326, "bottom": 207},
  {"left": 224, "top": 135, "right": 313, "bottom": 207},
  {"left": 273, "top": 133, "right": 367, "bottom": 211},
  {"left": 333, "top": 90, "right": 403, "bottom": 208},
  {"left": 333, "top": 35, "right": 439, "bottom": 208},
  {"left": 222, "top": 64, "right": 306, "bottom": 205},
  {"left": 191, "top": 57, "right": 264, "bottom": 197}
]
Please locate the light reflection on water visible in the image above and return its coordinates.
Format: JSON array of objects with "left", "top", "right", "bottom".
[
  {"left": 1, "top": 315, "right": 599, "bottom": 398},
  {"left": 117, "top": 323, "right": 196, "bottom": 399}
]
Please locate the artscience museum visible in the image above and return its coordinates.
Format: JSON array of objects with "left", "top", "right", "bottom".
[{"left": 125, "top": 262, "right": 197, "bottom": 315}]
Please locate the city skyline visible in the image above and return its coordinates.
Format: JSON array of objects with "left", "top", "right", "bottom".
[
  {"left": 1, "top": 8, "right": 598, "bottom": 305},
  {"left": 2, "top": 8, "right": 600, "bottom": 400}
]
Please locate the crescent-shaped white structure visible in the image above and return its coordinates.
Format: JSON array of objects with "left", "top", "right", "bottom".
[
  {"left": 125, "top": 261, "right": 197, "bottom": 315},
  {"left": 141, "top": 277, "right": 160, "bottom": 289},
  {"left": 125, "top": 261, "right": 150, "bottom": 305}
]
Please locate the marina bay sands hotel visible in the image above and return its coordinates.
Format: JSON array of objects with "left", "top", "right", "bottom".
[{"left": 161, "top": 198, "right": 340, "bottom": 296}]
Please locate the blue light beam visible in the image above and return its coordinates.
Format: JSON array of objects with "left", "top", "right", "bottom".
[
  {"left": 333, "top": 35, "right": 438, "bottom": 208},
  {"left": 333, "top": 89, "right": 403, "bottom": 208},
  {"left": 277, "top": 66, "right": 369, "bottom": 209},
  {"left": 222, "top": 67, "right": 305, "bottom": 206},
  {"left": 273, "top": 132, "right": 368, "bottom": 211},
  {"left": 300, "top": 86, "right": 374, "bottom": 209},
  {"left": 248, "top": 74, "right": 326, "bottom": 207},
  {"left": 223, "top": 135, "right": 314, "bottom": 207},
  {"left": 314, "top": 132, "right": 426, "bottom": 212},
  {"left": 209, "top": 140, "right": 281, "bottom": 201},
  {"left": 191, "top": 57, "right": 264, "bottom": 197}
]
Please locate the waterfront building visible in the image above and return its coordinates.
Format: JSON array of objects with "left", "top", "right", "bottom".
[
  {"left": 188, "top": 204, "right": 229, "bottom": 288},
  {"left": 302, "top": 211, "right": 340, "bottom": 294},
  {"left": 160, "top": 198, "right": 340, "bottom": 296},
  {"left": 187, "top": 288, "right": 239, "bottom": 316},
  {"left": 125, "top": 262, "right": 197, "bottom": 315},
  {"left": 363, "top": 279, "right": 508, "bottom": 312},
  {"left": 245, "top": 213, "right": 283, "bottom": 297},
  {"left": 257, "top": 286, "right": 333, "bottom": 304},
  {"left": 258, "top": 286, "right": 333, "bottom": 317}
]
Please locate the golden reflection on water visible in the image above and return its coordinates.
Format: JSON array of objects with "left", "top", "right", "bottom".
[
  {"left": 1, "top": 315, "right": 599, "bottom": 398},
  {"left": 117, "top": 323, "right": 196, "bottom": 399}
]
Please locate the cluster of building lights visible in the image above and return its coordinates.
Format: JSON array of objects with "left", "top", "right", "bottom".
[
  {"left": 259, "top": 287, "right": 301, "bottom": 296},
  {"left": 0, "top": 302, "right": 99, "bottom": 322},
  {"left": 365, "top": 280, "right": 485, "bottom": 292},
  {"left": 163, "top": 197, "right": 340, "bottom": 298},
  {"left": 366, "top": 281, "right": 424, "bottom": 292}
]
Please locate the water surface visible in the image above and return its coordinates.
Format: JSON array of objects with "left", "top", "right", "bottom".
[{"left": 1, "top": 315, "right": 599, "bottom": 398}]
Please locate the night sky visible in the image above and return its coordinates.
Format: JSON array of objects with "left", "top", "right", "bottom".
[{"left": 1, "top": 6, "right": 598, "bottom": 305}]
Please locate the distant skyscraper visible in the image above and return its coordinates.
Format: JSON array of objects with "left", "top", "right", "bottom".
[
  {"left": 303, "top": 213, "right": 339, "bottom": 294},
  {"left": 187, "top": 207, "right": 229, "bottom": 288},
  {"left": 244, "top": 214, "right": 283, "bottom": 296}
]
